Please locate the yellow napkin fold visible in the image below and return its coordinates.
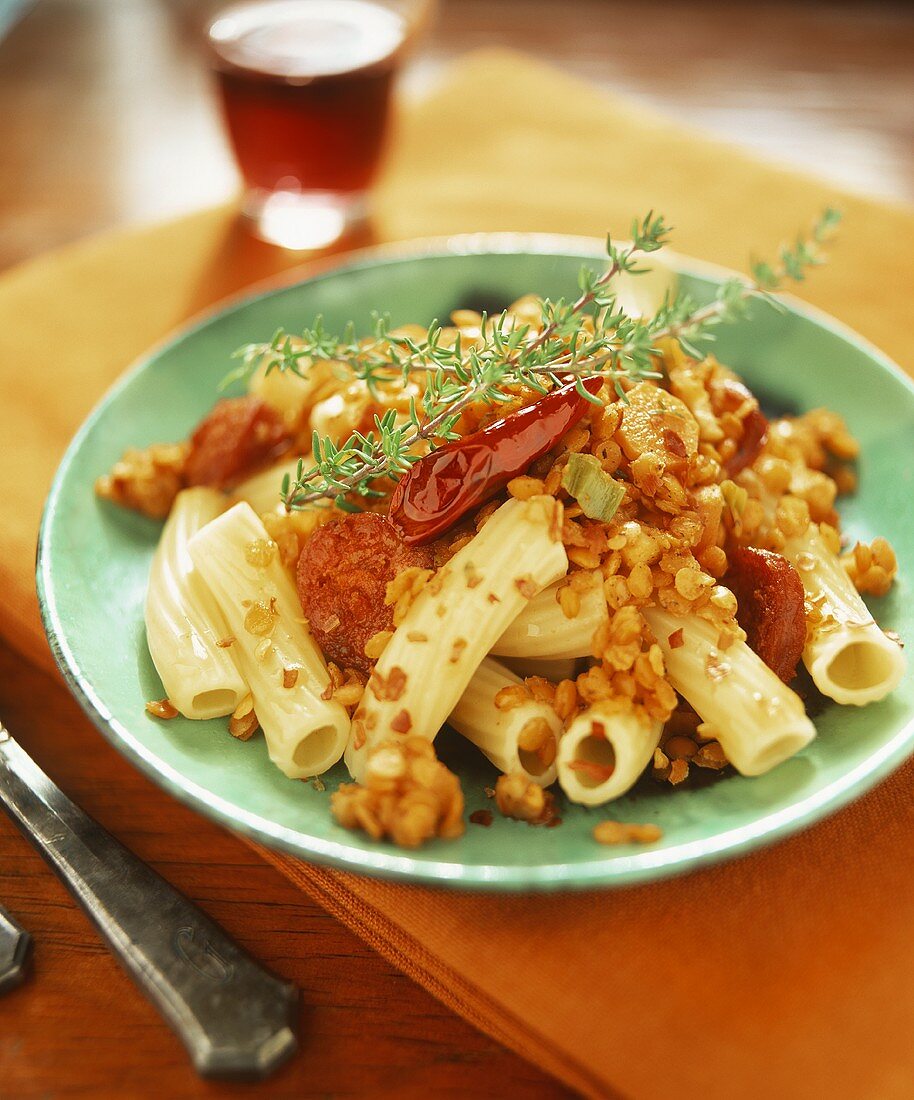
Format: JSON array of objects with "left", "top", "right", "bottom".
[{"left": 3, "top": 50, "right": 914, "bottom": 1099}]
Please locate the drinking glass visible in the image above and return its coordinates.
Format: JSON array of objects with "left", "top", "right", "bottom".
[{"left": 206, "top": 0, "right": 433, "bottom": 250}]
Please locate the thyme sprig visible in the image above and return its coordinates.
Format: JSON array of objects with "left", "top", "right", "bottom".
[
  {"left": 234, "top": 208, "right": 841, "bottom": 511},
  {"left": 649, "top": 206, "right": 843, "bottom": 356}
]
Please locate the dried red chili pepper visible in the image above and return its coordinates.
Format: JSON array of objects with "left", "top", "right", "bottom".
[{"left": 388, "top": 376, "right": 604, "bottom": 544}]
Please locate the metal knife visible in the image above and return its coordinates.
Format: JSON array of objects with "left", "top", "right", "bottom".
[
  {"left": 0, "top": 720, "right": 298, "bottom": 1079},
  {"left": 0, "top": 904, "right": 32, "bottom": 994}
]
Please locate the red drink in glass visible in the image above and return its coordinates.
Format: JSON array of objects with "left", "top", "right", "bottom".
[{"left": 207, "top": 0, "right": 413, "bottom": 249}]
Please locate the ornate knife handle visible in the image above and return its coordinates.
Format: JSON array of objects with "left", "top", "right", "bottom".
[
  {"left": 0, "top": 904, "right": 32, "bottom": 994},
  {"left": 0, "top": 723, "right": 298, "bottom": 1078}
]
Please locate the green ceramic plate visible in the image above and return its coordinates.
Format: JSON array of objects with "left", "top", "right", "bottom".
[{"left": 36, "top": 235, "right": 914, "bottom": 890}]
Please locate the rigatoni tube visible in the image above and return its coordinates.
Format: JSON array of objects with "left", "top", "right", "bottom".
[
  {"left": 145, "top": 487, "right": 247, "bottom": 720},
  {"left": 644, "top": 607, "right": 815, "bottom": 776},
  {"left": 782, "top": 525, "right": 906, "bottom": 706},
  {"left": 492, "top": 571, "right": 607, "bottom": 660},
  {"left": 557, "top": 704, "right": 662, "bottom": 805},
  {"left": 346, "top": 497, "right": 568, "bottom": 780},
  {"left": 449, "top": 657, "right": 562, "bottom": 786},
  {"left": 188, "top": 502, "right": 350, "bottom": 777}
]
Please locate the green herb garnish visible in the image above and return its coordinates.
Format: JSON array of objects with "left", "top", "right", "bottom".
[{"left": 225, "top": 208, "right": 841, "bottom": 511}]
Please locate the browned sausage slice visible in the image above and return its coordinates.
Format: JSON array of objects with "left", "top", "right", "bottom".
[
  {"left": 185, "top": 396, "right": 291, "bottom": 489},
  {"left": 725, "top": 545, "right": 806, "bottom": 682},
  {"left": 297, "top": 512, "right": 435, "bottom": 675}
]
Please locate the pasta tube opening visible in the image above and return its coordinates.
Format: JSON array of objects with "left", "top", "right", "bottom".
[
  {"left": 518, "top": 746, "right": 554, "bottom": 779},
  {"left": 808, "top": 626, "right": 905, "bottom": 707},
  {"left": 290, "top": 724, "right": 343, "bottom": 774},
  {"left": 557, "top": 705, "right": 662, "bottom": 806},
  {"left": 750, "top": 732, "right": 816, "bottom": 775},
  {"left": 567, "top": 735, "right": 616, "bottom": 789},
  {"left": 190, "top": 688, "right": 239, "bottom": 719}
]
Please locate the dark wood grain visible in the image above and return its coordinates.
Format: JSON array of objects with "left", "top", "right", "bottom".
[{"left": 0, "top": 641, "right": 571, "bottom": 1099}]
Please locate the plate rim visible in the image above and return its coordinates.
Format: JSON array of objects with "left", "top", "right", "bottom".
[{"left": 35, "top": 232, "right": 914, "bottom": 891}]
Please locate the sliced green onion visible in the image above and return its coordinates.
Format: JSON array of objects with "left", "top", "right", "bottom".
[{"left": 561, "top": 453, "right": 626, "bottom": 523}]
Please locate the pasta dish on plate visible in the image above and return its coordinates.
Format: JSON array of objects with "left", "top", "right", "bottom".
[{"left": 95, "top": 215, "right": 906, "bottom": 850}]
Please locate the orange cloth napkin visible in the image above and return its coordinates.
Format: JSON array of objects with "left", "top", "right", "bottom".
[{"left": 3, "top": 51, "right": 914, "bottom": 1098}]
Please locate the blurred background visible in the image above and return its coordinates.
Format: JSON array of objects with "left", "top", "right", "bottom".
[{"left": 1, "top": 0, "right": 913, "bottom": 269}]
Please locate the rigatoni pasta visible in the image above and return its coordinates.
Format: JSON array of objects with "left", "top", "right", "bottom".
[
  {"left": 492, "top": 571, "right": 607, "bottom": 660},
  {"left": 501, "top": 655, "right": 581, "bottom": 683},
  {"left": 188, "top": 502, "right": 350, "bottom": 777},
  {"left": 344, "top": 496, "right": 568, "bottom": 780},
  {"left": 782, "top": 525, "right": 905, "bottom": 706},
  {"left": 644, "top": 607, "right": 816, "bottom": 776},
  {"left": 557, "top": 704, "right": 663, "bottom": 805},
  {"left": 449, "top": 657, "right": 562, "bottom": 786},
  {"left": 144, "top": 487, "right": 247, "bottom": 720}
]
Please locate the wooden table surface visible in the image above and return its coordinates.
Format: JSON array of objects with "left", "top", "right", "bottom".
[{"left": 1, "top": 2, "right": 913, "bottom": 1097}]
